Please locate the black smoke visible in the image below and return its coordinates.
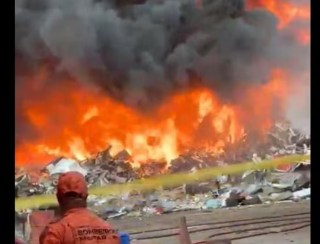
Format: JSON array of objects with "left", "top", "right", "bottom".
[{"left": 15, "top": 0, "right": 310, "bottom": 137}]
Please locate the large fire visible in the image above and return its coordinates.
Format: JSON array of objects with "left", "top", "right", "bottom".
[
  {"left": 16, "top": 69, "right": 287, "bottom": 167},
  {"left": 15, "top": 0, "right": 309, "bottom": 167}
]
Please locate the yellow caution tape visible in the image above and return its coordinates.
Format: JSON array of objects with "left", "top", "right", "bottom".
[{"left": 15, "top": 154, "right": 309, "bottom": 211}]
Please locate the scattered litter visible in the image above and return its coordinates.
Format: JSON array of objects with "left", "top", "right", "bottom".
[{"left": 203, "top": 199, "right": 222, "bottom": 209}]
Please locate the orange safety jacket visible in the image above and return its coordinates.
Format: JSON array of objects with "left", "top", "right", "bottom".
[{"left": 40, "top": 208, "right": 120, "bottom": 244}]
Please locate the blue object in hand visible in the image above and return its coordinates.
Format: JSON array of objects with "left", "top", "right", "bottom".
[{"left": 119, "top": 232, "right": 130, "bottom": 244}]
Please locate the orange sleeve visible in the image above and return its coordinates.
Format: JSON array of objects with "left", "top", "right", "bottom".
[{"left": 39, "top": 226, "right": 63, "bottom": 244}]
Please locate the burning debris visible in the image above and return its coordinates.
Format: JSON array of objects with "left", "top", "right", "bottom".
[
  {"left": 15, "top": 121, "right": 310, "bottom": 197},
  {"left": 15, "top": 122, "right": 310, "bottom": 243},
  {"left": 15, "top": 0, "right": 310, "bottom": 169},
  {"left": 15, "top": 0, "right": 310, "bottom": 242}
]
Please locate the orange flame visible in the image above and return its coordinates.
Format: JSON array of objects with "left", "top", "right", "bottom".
[
  {"left": 246, "top": 0, "right": 310, "bottom": 45},
  {"left": 15, "top": 1, "right": 309, "bottom": 167},
  {"left": 15, "top": 68, "right": 288, "bottom": 167}
]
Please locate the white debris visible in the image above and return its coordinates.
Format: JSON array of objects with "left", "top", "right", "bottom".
[
  {"left": 46, "top": 158, "right": 87, "bottom": 176},
  {"left": 216, "top": 175, "right": 228, "bottom": 184},
  {"left": 293, "top": 188, "right": 310, "bottom": 200},
  {"left": 252, "top": 153, "right": 262, "bottom": 164}
]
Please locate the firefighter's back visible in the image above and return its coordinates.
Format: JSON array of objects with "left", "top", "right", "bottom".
[{"left": 43, "top": 208, "right": 120, "bottom": 244}]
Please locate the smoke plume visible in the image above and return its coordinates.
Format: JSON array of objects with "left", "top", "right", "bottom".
[{"left": 15, "top": 0, "right": 310, "bottom": 140}]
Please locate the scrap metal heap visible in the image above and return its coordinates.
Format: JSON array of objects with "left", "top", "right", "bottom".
[{"left": 15, "top": 121, "right": 310, "bottom": 205}]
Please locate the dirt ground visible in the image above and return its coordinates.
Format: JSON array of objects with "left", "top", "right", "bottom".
[
  {"left": 110, "top": 200, "right": 310, "bottom": 244},
  {"left": 233, "top": 226, "right": 310, "bottom": 244}
]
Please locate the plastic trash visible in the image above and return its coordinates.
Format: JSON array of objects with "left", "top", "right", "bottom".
[
  {"left": 119, "top": 232, "right": 130, "bottom": 244},
  {"left": 293, "top": 188, "right": 310, "bottom": 199},
  {"left": 161, "top": 200, "right": 176, "bottom": 213},
  {"left": 142, "top": 206, "right": 164, "bottom": 215},
  {"left": 203, "top": 199, "right": 222, "bottom": 209}
]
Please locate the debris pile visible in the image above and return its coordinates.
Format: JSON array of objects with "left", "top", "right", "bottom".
[
  {"left": 14, "top": 123, "right": 310, "bottom": 243},
  {"left": 15, "top": 167, "right": 310, "bottom": 220},
  {"left": 15, "top": 122, "right": 310, "bottom": 195},
  {"left": 169, "top": 122, "right": 310, "bottom": 173},
  {"left": 87, "top": 166, "right": 310, "bottom": 220}
]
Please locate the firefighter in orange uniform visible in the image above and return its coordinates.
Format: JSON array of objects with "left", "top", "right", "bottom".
[{"left": 40, "top": 172, "right": 120, "bottom": 244}]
